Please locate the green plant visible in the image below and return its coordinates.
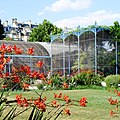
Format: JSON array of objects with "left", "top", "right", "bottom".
[
  {"left": 72, "top": 69, "right": 104, "bottom": 86},
  {"left": 0, "top": 43, "right": 87, "bottom": 120},
  {"left": 105, "top": 75, "right": 120, "bottom": 89},
  {"left": 37, "top": 83, "right": 46, "bottom": 90},
  {"left": 49, "top": 73, "right": 62, "bottom": 89}
]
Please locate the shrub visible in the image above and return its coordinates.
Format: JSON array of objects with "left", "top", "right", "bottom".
[
  {"left": 105, "top": 75, "right": 120, "bottom": 89},
  {"left": 72, "top": 69, "right": 104, "bottom": 86}
]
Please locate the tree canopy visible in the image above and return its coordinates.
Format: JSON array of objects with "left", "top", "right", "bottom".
[
  {"left": 0, "top": 19, "right": 4, "bottom": 40},
  {"left": 109, "top": 21, "right": 120, "bottom": 42},
  {"left": 28, "top": 19, "right": 62, "bottom": 42}
]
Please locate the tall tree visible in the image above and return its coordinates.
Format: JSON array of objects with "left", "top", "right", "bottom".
[
  {"left": 109, "top": 21, "right": 120, "bottom": 43},
  {"left": 0, "top": 19, "right": 4, "bottom": 40},
  {"left": 28, "top": 19, "right": 62, "bottom": 42},
  {"left": 109, "top": 21, "right": 120, "bottom": 74}
]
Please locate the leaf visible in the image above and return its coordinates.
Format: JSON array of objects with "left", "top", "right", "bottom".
[
  {"left": 3, "top": 105, "right": 17, "bottom": 120},
  {"left": 28, "top": 106, "right": 36, "bottom": 120}
]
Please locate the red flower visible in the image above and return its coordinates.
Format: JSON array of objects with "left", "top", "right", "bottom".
[
  {"left": 6, "top": 45, "right": 12, "bottom": 53},
  {"left": 36, "top": 61, "right": 43, "bottom": 67},
  {"left": 0, "top": 43, "right": 6, "bottom": 53},
  {"left": 79, "top": 97, "right": 87, "bottom": 107},
  {"left": 54, "top": 93, "right": 62, "bottom": 99},
  {"left": 27, "top": 47, "right": 34, "bottom": 55},
  {"left": 13, "top": 45, "right": 17, "bottom": 51},
  {"left": 51, "top": 100, "right": 59, "bottom": 107},
  {"left": 16, "top": 94, "right": 29, "bottom": 107},
  {"left": 23, "top": 83, "right": 30, "bottom": 89},
  {"left": 12, "top": 75, "right": 21, "bottom": 83},
  {"left": 30, "top": 70, "right": 38, "bottom": 78},
  {"left": 108, "top": 97, "right": 118, "bottom": 105},
  {"left": 38, "top": 73, "right": 45, "bottom": 80},
  {"left": 109, "top": 110, "right": 117, "bottom": 117},
  {"left": 34, "top": 98, "right": 46, "bottom": 112},
  {"left": 63, "top": 95, "right": 71, "bottom": 103},
  {"left": 117, "top": 91, "right": 120, "bottom": 96},
  {"left": 24, "top": 66, "right": 31, "bottom": 75},
  {"left": 14, "top": 47, "right": 23, "bottom": 54},
  {"left": 0, "top": 64, "right": 4, "bottom": 70},
  {"left": 64, "top": 107, "right": 71, "bottom": 116},
  {"left": 62, "top": 82, "right": 69, "bottom": 89}
]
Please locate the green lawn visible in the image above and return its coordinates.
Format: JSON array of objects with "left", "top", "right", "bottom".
[{"left": 1, "top": 89, "right": 120, "bottom": 120}]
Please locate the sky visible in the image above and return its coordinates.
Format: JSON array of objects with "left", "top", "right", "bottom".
[{"left": 0, "top": 0, "right": 120, "bottom": 29}]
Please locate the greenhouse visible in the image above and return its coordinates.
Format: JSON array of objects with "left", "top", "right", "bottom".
[
  {"left": 0, "top": 25, "right": 120, "bottom": 76},
  {"left": 0, "top": 40, "right": 51, "bottom": 74},
  {"left": 51, "top": 26, "right": 120, "bottom": 76}
]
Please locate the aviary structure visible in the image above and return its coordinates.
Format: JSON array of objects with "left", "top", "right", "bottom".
[{"left": 50, "top": 25, "right": 120, "bottom": 76}]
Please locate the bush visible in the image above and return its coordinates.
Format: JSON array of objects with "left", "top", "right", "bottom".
[
  {"left": 72, "top": 69, "right": 104, "bottom": 86},
  {"left": 105, "top": 75, "right": 120, "bottom": 89}
]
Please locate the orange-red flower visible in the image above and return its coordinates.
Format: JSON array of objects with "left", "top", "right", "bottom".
[
  {"left": 23, "top": 83, "right": 30, "bottom": 90},
  {"left": 64, "top": 107, "right": 71, "bottom": 116},
  {"left": 63, "top": 95, "right": 71, "bottom": 103},
  {"left": 27, "top": 47, "right": 34, "bottom": 55},
  {"left": 16, "top": 94, "right": 29, "bottom": 107},
  {"left": 117, "top": 91, "right": 120, "bottom": 96},
  {"left": 38, "top": 73, "right": 45, "bottom": 80},
  {"left": 108, "top": 97, "right": 118, "bottom": 105},
  {"left": 12, "top": 75, "right": 21, "bottom": 83},
  {"left": 14, "top": 47, "right": 23, "bottom": 54},
  {"left": 0, "top": 43, "right": 6, "bottom": 53},
  {"left": 109, "top": 110, "right": 117, "bottom": 117},
  {"left": 51, "top": 100, "right": 59, "bottom": 107},
  {"left": 6, "top": 45, "right": 12, "bottom": 53},
  {"left": 34, "top": 98, "right": 46, "bottom": 112},
  {"left": 54, "top": 93, "right": 62, "bottom": 99},
  {"left": 36, "top": 61, "right": 43, "bottom": 67},
  {"left": 24, "top": 66, "right": 31, "bottom": 75},
  {"left": 0, "top": 64, "right": 4, "bottom": 70},
  {"left": 79, "top": 97, "right": 87, "bottom": 107},
  {"left": 30, "top": 70, "right": 38, "bottom": 78},
  {"left": 62, "top": 82, "right": 69, "bottom": 89}
]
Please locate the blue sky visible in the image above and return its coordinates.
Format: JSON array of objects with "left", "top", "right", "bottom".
[{"left": 0, "top": 0, "right": 120, "bottom": 28}]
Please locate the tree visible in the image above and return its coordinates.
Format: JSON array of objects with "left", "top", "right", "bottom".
[
  {"left": 0, "top": 19, "right": 4, "bottom": 40},
  {"left": 28, "top": 19, "right": 62, "bottom": 42},
  {"left": 109, "top": 21, "right": 120, "bottom": 74},
  {"left": 110, "top": 21, "right": 120, "bottom": 42}
]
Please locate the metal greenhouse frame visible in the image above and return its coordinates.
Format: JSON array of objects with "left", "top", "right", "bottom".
[
  {"left": 0, "top": 40, "right": 51, "bottom": 74},
  {"left": 50, "top": 25, "right": 120, "bottom": 76}
]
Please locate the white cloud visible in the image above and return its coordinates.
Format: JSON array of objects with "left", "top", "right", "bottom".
[
  {"left": 45, "top": 0, "right": 92, "bottom": 12},
  {"left": 54, "top": 10, "right": 120, "bottom": 28},
  {"left": 38, "top": 0, "right": 92, "bottom": 16}
]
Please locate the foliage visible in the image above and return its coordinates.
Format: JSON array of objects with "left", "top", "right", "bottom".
[
  {"left": 28, "top": 19, "right": 62, "bottom": 42},
  {"left": 0, "top": 20, "right": 4, "bottom": 40},
  {"left": 109, "top": 21, "right": 120, "bottom": 42},
  {"left": 109, "top": 21, "right": 120, "bottom": 75},
  {"left": 105, "top": 75, "right": 120, "bottom": 89},
  {"left": 1, "top": 89, "right": 120, "bottom": 119},
  {"left": 4, "top": 37, "right": 14, "bottom": 41},
  {"left": 71, "top": 69, "right": 104, "bottom": 86},
  {"left": 0, "top": 43, "right": 87, "bottom": 120},
  {"left": 36, "top": 83, "right": 46, "bottom": 90}
]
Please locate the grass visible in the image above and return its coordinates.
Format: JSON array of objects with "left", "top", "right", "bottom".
[{"left": 1, "top": 89, "right": 120, "bottom": 120}]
